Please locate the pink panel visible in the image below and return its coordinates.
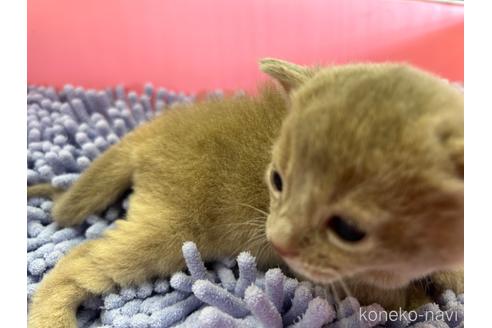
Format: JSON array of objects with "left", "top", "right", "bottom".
[{"left": 28, "top": 0, "right": 463, "bottom": 93}]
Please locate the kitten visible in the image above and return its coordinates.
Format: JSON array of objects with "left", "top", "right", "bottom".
[{"left": 27, "top": 59, "right": 463, "bottom": 327}]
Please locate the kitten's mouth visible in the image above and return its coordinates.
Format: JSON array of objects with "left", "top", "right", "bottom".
[{"left": 283, "top": 258, "right": 340, "bottom": 284}]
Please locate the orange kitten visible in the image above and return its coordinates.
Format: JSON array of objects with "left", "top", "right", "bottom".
[{"left": 28, "top": 59, "right": 463, "bottom": 327}]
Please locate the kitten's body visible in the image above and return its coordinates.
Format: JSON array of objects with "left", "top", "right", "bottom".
[
  {"left": 28, "top": 60, "right": 463, "bottom": 327},
  {"left": 109, "top": 86, "right": 287, "bottom": 268}
]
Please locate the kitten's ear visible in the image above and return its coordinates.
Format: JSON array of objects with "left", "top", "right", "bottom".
[
  {"left": 437, "top": 114, "right": 463, "bottom": 180},
  {"left": 446, "top": 137, "right": 464, "bottom": 179},
  {"left": 437, "top": 121, "right": 465, "bottom": 180},
  {"left": 259, "top": 58, "right": 316, "bottom": 93}
]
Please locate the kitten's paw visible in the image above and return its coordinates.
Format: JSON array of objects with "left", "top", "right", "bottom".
[
  {"left": 28, "top": 297, "right": 77, "bottom": 328},
  {"left": 28, "top": 271, "right": 82, "bottom": 328},
  {"left": 405, "top": 284, "right": 433, "bottom": 310},
  {"left": 51, "top": 197, "right": 88, "bottom": 227},
  {"left": 430, "top": 269, "right": 464, "bottom": 295}
]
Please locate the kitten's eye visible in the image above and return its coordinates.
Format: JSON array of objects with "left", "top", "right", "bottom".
[
  {"left": 271, "top": 170, "right": 283, "bottom": 192},
  {"left": 326, "top": 215, "right": 366, "bottom": 242}
]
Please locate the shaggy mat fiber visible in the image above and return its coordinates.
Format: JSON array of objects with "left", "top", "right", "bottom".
[{"left": 27, "top": 84, "right": 464, "bottom": 327}]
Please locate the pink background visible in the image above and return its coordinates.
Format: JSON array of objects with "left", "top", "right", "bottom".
[{"left": 28, "top": 0, "right": 464, "bottom": 94}]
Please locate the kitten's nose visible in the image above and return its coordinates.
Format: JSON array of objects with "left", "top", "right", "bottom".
[{"left": 271, "top": 242, "right": 299, "bottom": 258}]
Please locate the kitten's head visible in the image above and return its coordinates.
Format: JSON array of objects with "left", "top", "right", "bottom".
[{"left": 261, "top": 58, "right": 463, "bottom": 289}]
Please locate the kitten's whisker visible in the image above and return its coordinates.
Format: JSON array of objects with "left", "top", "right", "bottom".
[
  {"left": 257, "top": 242, "right": 271, "bottom": 262},
  {"left": 326, "top": 284, "right": 335, "bottom": 306},
  {"left": 319, "top": 283, "right": 329, "bottom": 302},
  {"left": 241, "top": 231, "right": 267, "bottom": 253},
  {"left": 211, "top": 206, "right": 269, "bottom": 260},
  {"left": 222, "top": 220, "right": 266, "bottom": 228},
  {"left": 336, "top": 277, "right": 358, "bottom": 320},
  {"left": 330, "top": 282, "right": 341, "bottom": 311},
  {"left": 225, "top": 224, "right": 265, "bottom": 257},
  {"left": 233, "top": 202, "right": 270, "bottom": 216},
  {"left": 222, "top": 215, "right": 267, "bottom": 223},
  {"left": 336, "top": 277, "right": 353, "bottom": 300},
  {"left": 247, "top": 235, "right": 266, "bottom": 249},
  {"left": 209, "top": 203, "right": 269, "bottom": 257},
  {"left": 323, "top": 285, "right": 328, "bottom": 301},
  {"left": 255, "top": 243, "right": 266, "bottom": 262},
  {"left": 219, "top": 218, "right": 264, "bottom": 236}
]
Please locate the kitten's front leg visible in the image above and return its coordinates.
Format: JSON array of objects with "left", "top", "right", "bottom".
[
  {"left": 429, "top": 269, "right": 464, "bottom": 296},
  {"left": 28, "top": 220, "right": 186, "bottom": 328}
]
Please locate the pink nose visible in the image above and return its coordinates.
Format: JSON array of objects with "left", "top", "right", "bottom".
[{"left": 271, "top": 243, "right": 299, "bottom": 257}]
